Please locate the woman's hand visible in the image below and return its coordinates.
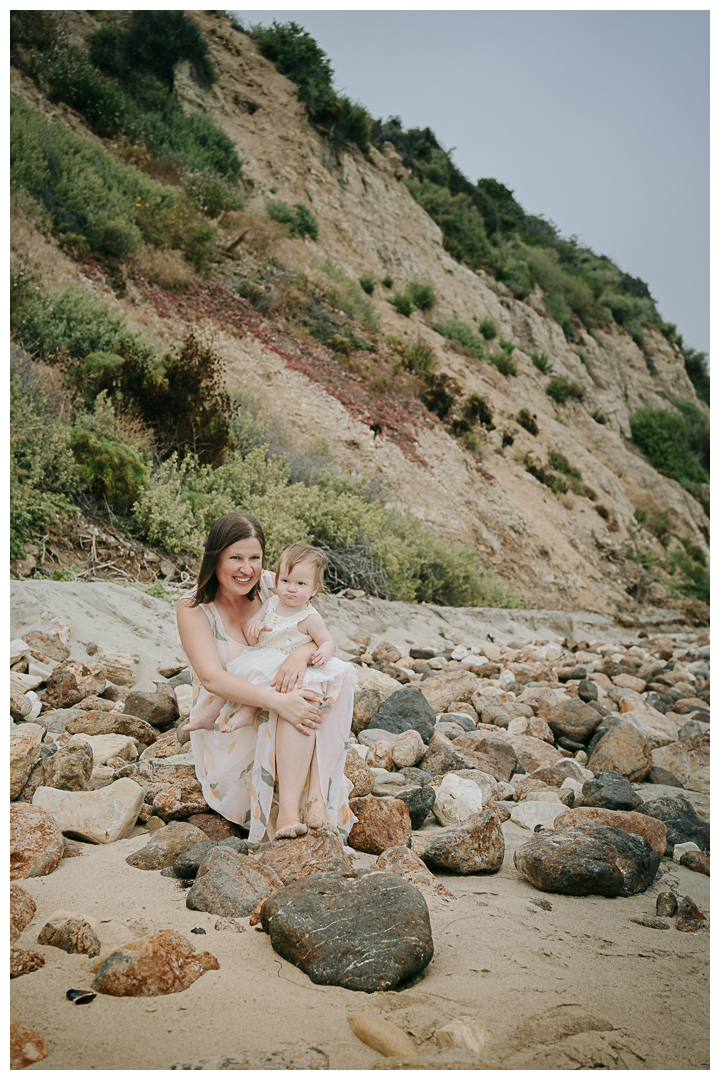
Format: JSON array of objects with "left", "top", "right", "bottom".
[
  {"left": 275, "top": 687, "right": 322, "bottom": 736},
  {"left": 273, "top": 643, "right": 315, "bottom": 693}
]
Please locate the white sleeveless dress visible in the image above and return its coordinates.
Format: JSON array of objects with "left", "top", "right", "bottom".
[{"left": 182, "top": 572, "right": 357, "bottom": 848}]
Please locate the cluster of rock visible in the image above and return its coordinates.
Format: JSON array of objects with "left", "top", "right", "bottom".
[{"left": 9, "top": 619, "right": 709, "bottom": 1067}]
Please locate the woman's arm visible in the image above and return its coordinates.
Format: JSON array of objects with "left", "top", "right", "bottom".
[
  {"left": 177, "top": 600, "right": 322, "bottom": 734},
  {"left": 272, "top": 640, "right": 316, "bottom": 693}
]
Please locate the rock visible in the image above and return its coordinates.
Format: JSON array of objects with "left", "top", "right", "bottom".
[
  {"left": 10, "top": 1018, "right": 48, "bottom": 1069},
  {"left": 629, "top": 915, "right": 669, "bottom": 929},
  {"left": 540, "top": 699, "right": 602, "bottom": 742},
  {"left": 10, "top": 671, "right": 43, "bottom": 694},
  {"left": 10, "top": 724, "right": 44, "bottom": 800},
  {"left": 411, "top": 810, "right": 504, "bottom": 874},
  {"left": 10, "top": 803, "right": 65, "bottom": 879},
  {"left": 525, "top": 717, "right": 555, "bottom": 743},
  {"left": 477, "top": 705, "right": 513, "bottom": 729},
  {"left": 578, "top": 679, "right": 598, "bottom": 702},
  {"left": 140, "top": 730, "right": 187, "bottom": 760},
  {"left": 685, "top": 766, "right": 710, "bottom": 794},
  {"left": 137, "top": 759, "right": 196, "bottom": 785},
  {"left": 170, "top": 1047, "right": 329, "bottom": 1070},
  {"left": 675, "top": 896, "right": 706, "bottom": 932},
  {"left": 43, "top": 660, "right": 106, "bottom": 710},
  {"left": 349, "top": 796, "right": 412, "bottom": 854},
  {"left": 446, "top": 703, "right": 478, "bottom": 723},
  {"left": 257, "top": 825, "right": 352, "bottom": 884},
  {"left": 126, "top": 820, "right": 208, "bottom": 869},
  {"left": 587, "top": 721, "right": 652, "bottom": 781},
  {"left": 433, "top": 774, "right": 484, "bottom": 827},
  {"left": 508, "top": 735, "right": 565, "bottom": 773},
  {"left": 186, "top": 848, "right": 283, "bottom": 917},
  {"left": 581, "top": 771, "right": 643, "bottom": 810},
  {"left": 353, "top": 686, "right": 393, "bottom": 734},
  {"left": 650, "top": 744, "right": 693, "bottom": 785},
  {"left": 420, "top": 671, "right": 479, "bottom": 715},
  {"left": 636, "top": 796, "right": 709, "bottom": 852},
  {"left": 124, "top": 689, "right": 179, "bottom": 729},
  {"left": 213, "top": 918, "right": 246, "bottom": 933},
  {"left": 510, "top": 801, "right": 567, "bottom": 831},
  {"left": 432, "top": 1018, "right": 493, "bottom": 1055},
  {"left": 22, "top": 630, "right": 70, "bottom": 662},
  {"left": 656, "top": 891, "right": 678, "bottom": 916},
  {"left": 347, "top": 1014, "right": 417, "bottom": 1057},
  {"left": 436, "top": 721, "right": 467, "bottom": 741},
  {"left": 359, "top": 728, "right": 398, "bottom": 747},
  {"left": 379, "top": 783, "right": 436, "bottom": 830},
  {"left": 173, "top": 840, "right": 219, "bottom": 879},
  {"left": 453, "top": 735, "right": 517, "bottom": 782},
  {"left": 646, "top": 766, "right": 685, "bottom": 787},
  {"left": 186, "top": 813, "right": 242, "bottom": 842},
  {"left": 486, "top": 800, "right": 511, "bottom": 823},
  {"left": 376, "top": 844, "right": 455, "bottom": 899},
  {"left": 613, "top": 673, "right": 646, "bottom": 692},
  {"left": 419, "top": 730, "right": 495, "bottom": 777},
  {"left": 366, "top": 740, "right": 394, "bottom": 771},
  {"left": 95, "top": 646, "right": 136, "bottom": 687},
  {"left": 673, "top": 841, "right": 700, "bottom": 863},
  {"left": 33, "top": 778, "right": 144, "bottom": 844},
  {"left": 344, "top": 746, "right": 374, "bottom": 797},
  {"left": 10, "top": 884, "right": 37, "bottom": 940},
  {"left": 153, "top": 778, "right": 210, "bottom": 821},
  {"left": 10, "top": 691, "right": 32, "bottom": 721},
  {"left": 261, "top": 868, "right": 434, "bottom": 992},
  {"left": 10, "top": 947, "right": 46, "bottom": 978},
  {"left": 532, "top": 759, "right": 593, "bottom": 785},
  {"left": 514, "top": 825, "right": 660, "bottom": 896},
  {"left": 369, "top": 688, "right": 437, "bottom": 743},
  {"left": 66, "top": 732, "right": 138, "bottom": 766},
  {"left": 553, "top": 807, "right": 667, "bottom": 855},
  {"left": 37, "top": 916, "right": 102, "bottom": 956},
  {"left": 76, "top": 694, "right": 121, "bottom": 713},
  {"left": 372, "top": 640, "right": 402, "bottom": 664},
  {"left": 41, "top": 742, "right": 94, "bottom": 792},
  {"left": 392, "top": 729, "right": 426, "bottom": 768},
  {"left": 431, "top": 769, "right": 497, "bottom": 803},
  {"left": 679, "top": 851, "right": 709, "bottom": 875},
  {"left": 63, "top": 710, "right": 159, "bottom": 744},
  {"left": 92, "top": 929, "right": 219, "bottom": 996},
  {"left": 513, "top": 777, "right": 564, "bottom": 802}
]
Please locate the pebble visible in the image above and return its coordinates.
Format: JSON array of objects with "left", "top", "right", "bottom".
[
  {"left": 675, "top": 895, "right": 706, "bottom": 932},
  {"left": 347, "top": 1014, "right": 418, "bottom": 1058},
  {"left": 656, "top": 891, "right": 678, "bottom": 916},
  {"left": 10, "top": 946, "right": 46, "bottom": 978}
]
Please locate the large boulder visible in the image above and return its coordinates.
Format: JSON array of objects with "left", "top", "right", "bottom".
[
  {"left": 508, "top": 734, "right": 565, "bottom": 773},
  {"left": 43, "top": 660, "right": 106, "bottom": 709},
  {"left": 514, "top": 825, "right": 660, "bottom": 896},
  {"left": 40, "top": 741, "right": 94, "bottom": 792},
  {"left": 124, "top": 689, "right": 179, "bottom": 729},
  {"left": 553, "top": 807, "right": 667, "bottom": 855},
  {"left": 186, "top": 848, "right": 283, "bottom": 917},
  {"left": 411, "top": 810, "right": 505, "bottom": 874},
  {"left": 92, "top": 929, "right": 219, "bottom": 996},
  {"left": 369, "top": 688, "right": 437, "bottom": 743},
  {"left": 635, "top": 796, "right": 710, "bottom": 853},
  {"left": 539, "top": 698, "right": 603, "bottom": 742},
  {"left": 349, "top": 796, "right": 412, "bottom": 854},
  {"left": 10, "top": 803, "right": 65, "bottom": 879},
  {"left": 66, "top": 733, "right": 138, "bottom": 766},
  {"left": 33, "top": 778, "right": 144, "bottom": 844},
  {"left": 261, "top": 868, "right": 434, "bottom": 992},
  {"left": 257, "top": 825, "right": 353, "bottom": 884},
  {"left": 126, "top": 820, "right": 208, "bottom": 869},
  {"left": 152, "top": 778, "right": 209, "bottom": 821},
  {"left": 62, "top": 710, "right": 158, "bottom": 744},
  {"left": 452, "top": 735, "right": 517, "bottom": 782},
  {"left": 37, "top": 916, "right": 102, "bottom": 956},
  {"left": 587, "top": 721, "right": 652, "bottom": 781}
]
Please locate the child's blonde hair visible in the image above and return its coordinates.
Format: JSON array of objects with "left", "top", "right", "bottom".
[{"left": 276, "top": 543, "right": 327, "bottom": 596}]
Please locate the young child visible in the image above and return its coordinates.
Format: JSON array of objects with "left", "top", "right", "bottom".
[{"left": 184, "top": 543, "right": 341, "bottom": 733}]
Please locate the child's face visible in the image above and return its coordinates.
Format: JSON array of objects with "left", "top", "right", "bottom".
[{"left": 275, "top": 559, "right": 318, "bottom": 608}]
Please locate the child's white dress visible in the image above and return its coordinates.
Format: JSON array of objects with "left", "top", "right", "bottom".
[{"left": 221, "top": 593, "right": 350, "bottom": 716}]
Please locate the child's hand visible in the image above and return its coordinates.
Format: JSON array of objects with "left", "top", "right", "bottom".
[
  {"left": 311, "top": 643, "right": 334, "bottom": 667},
  {"left": 246, "top": 620, "right": 272, "bottom": 642}
]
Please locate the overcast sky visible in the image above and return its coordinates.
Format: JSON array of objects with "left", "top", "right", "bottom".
[{"left": 231, "top": 8, "right": 709, "bottom": 356}]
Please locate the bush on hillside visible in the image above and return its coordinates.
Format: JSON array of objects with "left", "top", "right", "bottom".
[
  {"left": 546, "top": 377, "right": 584, "bottom": 405},
  {"left": 434, "top": 317, "right": 485, "bottom": 361},
  {"left": 629, "top": 406, "right": 709, "bottom": 490},
  {"left": 15, "top": 285, "right": 132, "bottom": 361},
  {"left": 408, "top": 280, "right": 436, "bottom": 311},
  {"left": 69, "top": 394, "right": 148, "bottom": 514},
  {"left": 266, "top": 200, "right": 319, "bottom": 240}
]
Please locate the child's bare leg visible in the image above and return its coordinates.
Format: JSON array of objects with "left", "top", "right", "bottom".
[
  {"left": 182, "top": 696, "right": 224, "bottom": 732},
  {"left": 220, "top": 703, "right": 259, "bottom": 732}
]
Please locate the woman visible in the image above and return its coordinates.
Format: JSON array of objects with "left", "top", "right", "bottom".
[{"left": 176, "top": 512, "right": 356, "bottom": 847}]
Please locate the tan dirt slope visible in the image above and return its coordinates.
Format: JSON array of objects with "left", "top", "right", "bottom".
[{"left": 10, "top": 10, "right": 709, "bottom": 616}]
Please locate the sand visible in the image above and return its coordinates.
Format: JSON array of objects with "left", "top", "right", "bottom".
[{"left": 10, "top": 581, "right": 710, "bottom": 1068}]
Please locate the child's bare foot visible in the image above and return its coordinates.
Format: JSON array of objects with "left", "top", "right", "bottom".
[
  {"left": 182, "top": 711, "right": 217, "bottom": 732},
  {"left": 219, "top": 706, "right": 258, "bottom": 733}
]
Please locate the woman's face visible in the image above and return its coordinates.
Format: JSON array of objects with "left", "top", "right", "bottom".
[{"left": 215, "top": 537, "right": 264, "bottom": 600}]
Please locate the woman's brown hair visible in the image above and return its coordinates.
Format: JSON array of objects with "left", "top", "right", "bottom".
[{"left": 191, "top": 513, "right": 266, "bottom": 606}]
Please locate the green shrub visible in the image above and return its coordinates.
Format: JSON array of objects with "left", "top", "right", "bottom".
[
  {"left": 319, "top": 260, "right": 378, "bottom": 333},
  {"left": 679, "top": 346, "right": 709, "bottom": 405},
  {"left": 547, "top": 450, "right": 582, "bottom": 480},
  {"left": 134, "top": 196, "right": 217, "bottom": 273},
  {"left": 546, "top": 377, "right": 584, "bottom": 405},
  {"left": 404, "top": 340, "right": 437, "bottom": 378},
  {"left": 665, "top": 550, "right": 709, "bottom": 602},
  {"left": 478, "top": 317, "right": 497, "bottom": 340},
  {"left": 434, "top": 317, "right": 485, "bottom": 361},
  {"left": 420, "top": 372, "right": 461, "bottom": 420},
  {"left": 391, "top": 292, "right": 414, "bottom": 317},
  {"left": 462, "top": 429, "right": 481, "bottom": 452},
  {"left": 381, "top": 274, "right": 394, "bottom": 289},
  {"left": 327, "top": 335, "right": 352, "bottom": 357},
  {"left": 359, "top": 275, "right": 376, "bottom": 295},
  {"left": 183, "top": 170, "right": 245, "bottom": 217},
  {"left": 551, "top": 475, "right": 568, "bottom": 494},
  {"left": 531, "top": 351, "right": 553, "bottom": 373},
  {"left": 95, "top": 10, "right": 216, "bottom": 90},
  {"left": 517, "top": 409, "right": 538, "bottom": 435},
  {"left": 633, "top": 506, "right": 649, "bottom": 524},
  {"left": 15, "top": 285, "right": 132, "bottom": 361},
  {"left": 42, "top": 50, "right": 137, "bottom": 139},
  {"left": 10, "top": 366, "right": 78, "bottom": 558},
  {"left": 490, "top": 353, "right": 517, "bottom": 377},
  {"left": 266, "top": 199, "right": 319, "bottom": 240},
  {"left": 463, "top": 393, "right": 494, "bottom": 428},
  {"left": 408, "top": 280, "right": 436, "bottom": 311},
  {"left": 70, "top": 392, "right": 148, "bottom": 513},
  {"left": 629, "top": 406, "right": 709, "bottom": 490}
]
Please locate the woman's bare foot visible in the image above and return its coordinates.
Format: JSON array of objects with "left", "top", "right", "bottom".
[
  {"left": 182, "top": 711, "right": 217, "bottom": 732},
  {"left": 303, "top": 794, "right": 334, "bottom": 831},
  {"left": 219, "top": 706, "right": 258, "bottom": 733},
  {"left": 275, "top": 821, "right": 308, "bottom": 840}
]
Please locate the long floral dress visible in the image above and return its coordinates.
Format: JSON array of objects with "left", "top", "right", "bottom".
[{"left": 183, "top": 572, "right": 357, "bottom": 848}]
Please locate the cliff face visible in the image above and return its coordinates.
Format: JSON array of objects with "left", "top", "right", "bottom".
[{"left": 10, "top": 11, "right": 708, "bottom": 615}]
